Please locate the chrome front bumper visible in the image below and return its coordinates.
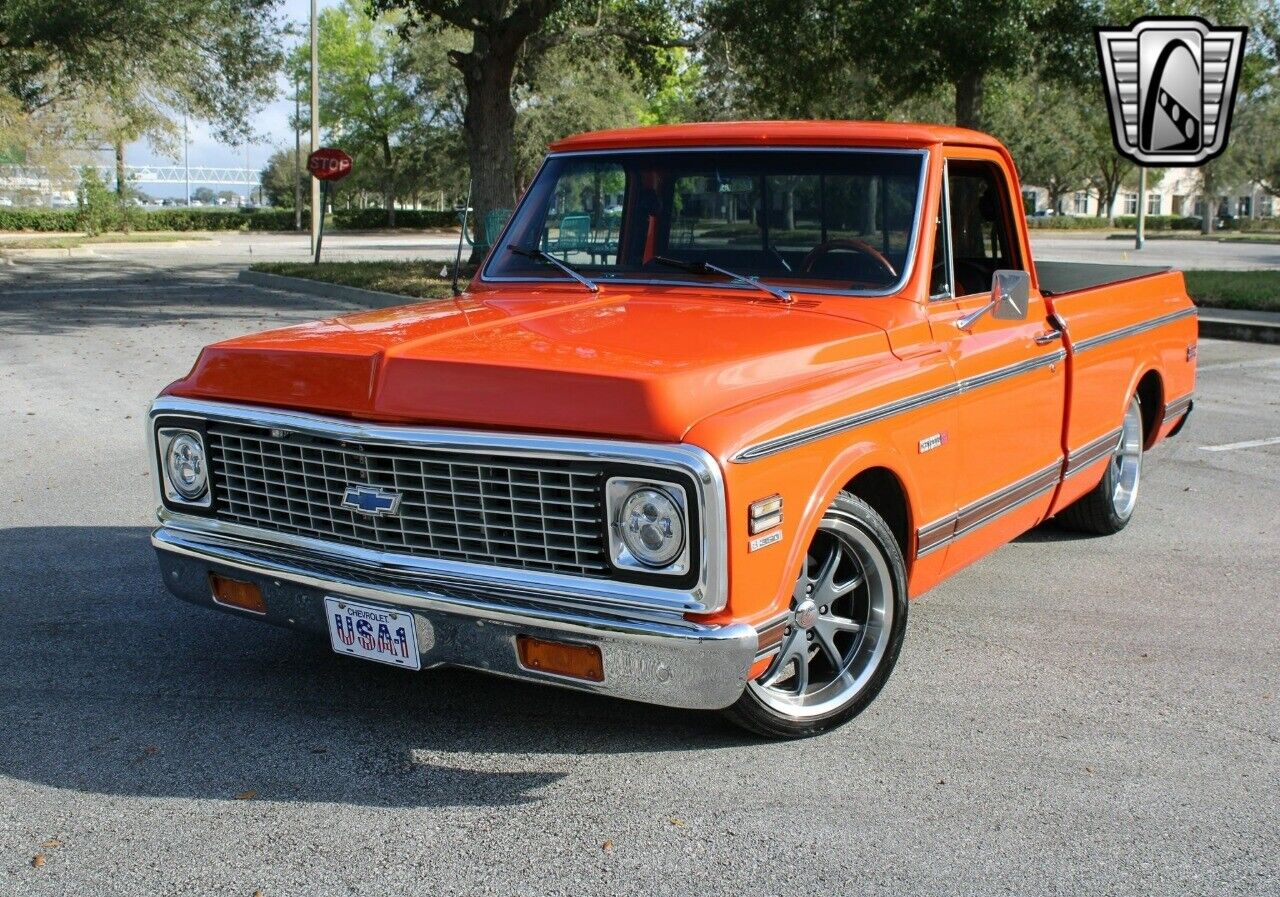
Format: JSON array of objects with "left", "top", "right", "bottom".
[{"left": 152, "top": 525, "right": 756, "bottom": 710}]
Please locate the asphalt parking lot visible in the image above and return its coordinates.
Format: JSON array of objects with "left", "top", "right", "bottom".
[{"left": 1, "top": 247, "right": 1277, "bottom": 896}]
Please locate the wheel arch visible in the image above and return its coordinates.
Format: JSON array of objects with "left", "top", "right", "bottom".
[
  {"left": 841, "top": 466, "right": 912, "bottom": 570},
  {"left": 789, "top": 444, "right": 919, "bottom": 585},
  {"left": 1134, "top": 368, "right": 1164, "bottom": 447}
]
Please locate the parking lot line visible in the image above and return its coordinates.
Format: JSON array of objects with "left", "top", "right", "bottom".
[{"left": 1200, "top": 435, "right": 1280, "bottom": 452}]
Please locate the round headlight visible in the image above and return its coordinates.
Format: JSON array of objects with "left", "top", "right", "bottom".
[
  {"left": 165, "top": 432, "right": 207, "bottom": 500},
  {"left": 619, "top": 487, "right": 685, "bottom": 568}
]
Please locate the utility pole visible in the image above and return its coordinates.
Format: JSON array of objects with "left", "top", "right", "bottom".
[
  {"left": 1135, "top": 167, "right": 1147, "bottom": 251},
  {"left": 294, "top": 76, "right": 302, "bottom": 230},
  {"left": 183, "top": 113, "right": 191, "bottom": 207},
  {"left": 309, "top": 0, "right": 321, "bottom": 252}
]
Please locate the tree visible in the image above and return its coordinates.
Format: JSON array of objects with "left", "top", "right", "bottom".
[
  {"left": 513, "top": 42, "right": 649, "bottom": 186},
  {"left": 0, "top": 0, "right": 282, "bottom": 135},
  {"left": 289, "top": 1, "right": 420, "bottom": 225},
  {"left": 702, "top": 0, "right": 1098, "bottom": 129},
  {"left": 986, "top": 76, "right": 1091, "bottom": 214},
  {"left": 370, "top": 0, "right": 690, "bottom": 258},
  {"left": 261, "top": 147, "right": 308, "bottom": 209},
  {"left": 193, "top": 187, "right": 217, "bottom": 204},
  {"left": 0, "top": 0, "right": 283, "bottom": 192}
]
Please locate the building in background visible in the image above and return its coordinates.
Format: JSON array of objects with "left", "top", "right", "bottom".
[{"left": 1024, "top": 169, "right": 1277, "bottom": 221}]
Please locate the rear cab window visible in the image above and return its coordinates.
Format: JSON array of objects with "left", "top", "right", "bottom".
[{"left": 944, "top": 159, "right": 1025, "bottom": 297}]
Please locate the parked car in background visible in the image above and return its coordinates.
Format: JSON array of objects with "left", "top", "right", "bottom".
[{"left": 148, "top": 122, "right": 1196, "bottom": 737}]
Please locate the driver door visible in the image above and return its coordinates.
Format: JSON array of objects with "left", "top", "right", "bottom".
[{"left": 927, "top": 151, "right": 1067, "bottom": 573}]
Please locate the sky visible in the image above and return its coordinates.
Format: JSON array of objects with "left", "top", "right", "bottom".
[{"left": 124, "top": 0, "right": 340, "bottom": 198}]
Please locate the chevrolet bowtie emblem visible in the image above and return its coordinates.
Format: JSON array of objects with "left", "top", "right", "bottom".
[
  {"left": 1095, "top": 16, "right": 1246, "bottom": 167},
  {"left": 340, "top": 484, "right": 402, "bottom": 517}
]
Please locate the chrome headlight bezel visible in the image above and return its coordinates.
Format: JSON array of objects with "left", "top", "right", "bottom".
[
  {"left": 606, "top": 477, "right": 691, "bottom": 576},
  {"left": 157, "top": 426, "right": 211, "bottom": 506}
]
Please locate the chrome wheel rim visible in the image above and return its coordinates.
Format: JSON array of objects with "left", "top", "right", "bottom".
[
  {"left": 747, "top": 514, "right": 893, "bottom": 720},
  {"left": 1112, "top": 397, "right": 1143, "bottom": 520}
]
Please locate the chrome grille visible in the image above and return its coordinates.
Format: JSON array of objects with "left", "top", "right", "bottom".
[{"left": 206, "top": 423, "right": 608, "bottom": 576}]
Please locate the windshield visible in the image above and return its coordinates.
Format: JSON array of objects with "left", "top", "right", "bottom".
[{"left": 484, "top": 148, "right": 926, "bottom": 295}]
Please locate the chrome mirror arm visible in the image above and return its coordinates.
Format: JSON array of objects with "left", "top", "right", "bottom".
[{"left": 955, "top": 297, "right": 997, "bottom": 332}]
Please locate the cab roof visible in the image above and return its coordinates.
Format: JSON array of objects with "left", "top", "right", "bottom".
[{"left": 549, "top": 120, "right": 1005, "bottom": 153}]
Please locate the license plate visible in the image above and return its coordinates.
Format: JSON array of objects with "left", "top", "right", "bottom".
[{"left": 324, "top": 597, "right": 421, "bottom": 671}]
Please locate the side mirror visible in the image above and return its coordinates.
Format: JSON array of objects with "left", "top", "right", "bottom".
[
  {"left": 955, "top": 269, "right": 1031, "bottom": 331},
  {"left": 991, "top": 269, "right": 1030, "bottom": 320}
]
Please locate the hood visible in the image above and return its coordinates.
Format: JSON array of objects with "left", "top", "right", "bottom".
[{"left": 166, "top": 286, "right": 895, "bottom": 442}]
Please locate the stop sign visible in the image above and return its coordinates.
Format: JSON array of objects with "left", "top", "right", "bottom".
[{"left": 307, "top": 147, "right": 353, "bottom": 181}]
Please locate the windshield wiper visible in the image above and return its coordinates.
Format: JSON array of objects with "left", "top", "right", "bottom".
[
  {"left": 651, "top": 256, "right": 792, "bottom": 304},
  {"left": 508, "top": 245, "right": 598, "bottom": 292}
]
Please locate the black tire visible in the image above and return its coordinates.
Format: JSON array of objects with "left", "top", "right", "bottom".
[
  {"left": 724, "top": 492, "right": 908, "bottom": 739},
  {"left": 1057, "top": 395, "right": 1145, "bottom": 536}
]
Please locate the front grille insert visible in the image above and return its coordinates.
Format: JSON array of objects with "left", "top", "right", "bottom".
[{"left": 206, "top": 423, "right": 609, "bottom": 577}]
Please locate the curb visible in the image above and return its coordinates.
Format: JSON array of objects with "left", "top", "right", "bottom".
[
  {"left": 237, "top": 269, "right": 430, "bottom": 306},
  {"left": 0, "top": 246, "right": 98, "bottom": 260},
  {"left": 1198, "top": 314, "right": 1280, "bottom": 345},
  {"left": 0, "top": 239, "right": 211, "bottom": 261}
]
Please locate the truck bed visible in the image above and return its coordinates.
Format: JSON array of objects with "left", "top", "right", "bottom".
[{"left": 1036, "top": 261, "right": 1170, "bottom": 296}]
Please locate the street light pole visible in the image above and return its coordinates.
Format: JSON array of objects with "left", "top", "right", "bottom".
[
  {"left": 1136, "top": 167, "right": 1147, "bottom": 251},
  {"left": 294, "top": 76, "right": 302, "bottom": 230},
  {"left": 309, "top": 0, "right": 321, "bottom": 252},
  {"left": 183, "top": 113, "right": 190, "bottom": 207}
]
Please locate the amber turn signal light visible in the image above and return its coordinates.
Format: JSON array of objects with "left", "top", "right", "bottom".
[
  {"left": 209, "top": 574, "right": 267, "bottom": 615},
  {"left": 516, "top": 636, "right": 604, "bottom": 682}
]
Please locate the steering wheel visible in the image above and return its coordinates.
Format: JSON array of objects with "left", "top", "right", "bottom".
[{"left": 800, "top": 238, "right": 897, "bottom": 280}]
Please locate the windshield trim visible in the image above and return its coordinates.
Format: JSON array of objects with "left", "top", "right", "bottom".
[{"left": 479, "top": 146, "right": 930, "bottom": 299}]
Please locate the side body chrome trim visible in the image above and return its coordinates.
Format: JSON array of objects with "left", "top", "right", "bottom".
[
  {"left": 732, "top": 349, "right": 1066, "bottom": 463},
  {"left": 1073, "top": 307, "right": 1197, "bottom": 354},
  {"left": 915, "top": 459, "right": 1063, "bottom": 558},
  {"left": 148, "top": 396, "right": 728, "bottom": 616},
  {"left": 1162, "top": 393, "right": 1194, "bottom": 424},
  {"left": 1064, "top": 427, "right": 1123, "bottom": 479},
  {"left": 754, "top": 612, "right": 791, "bottom": 660}
]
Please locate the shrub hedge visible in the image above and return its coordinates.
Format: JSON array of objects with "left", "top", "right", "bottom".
[
  {"left": 1113, "top": 215, "right": 1203, "bottom": 231},
  {"left": 0, "top": 208, "right": 79, "bottom": 231},
  {"left": 1026, "top": 213, "right": 1207, "bottom": 230},
  {"left": 1025, "top": 215, "right": 1112, "bottom": 229},
  {"left": 0, "top": 205, "right": 461, "bottom": 233},
  {"left": 330, "top": 208, "right": 458, "bottom": 229}
]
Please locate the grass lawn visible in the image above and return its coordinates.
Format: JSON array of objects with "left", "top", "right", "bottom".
[
  {"left": 1103, "top": 232, "right": 1280, "bottom": 244},
  {"left": 251, "top": 261, "right": 1280, "bottom": 315},
  {"left": 251, "top": 261, "right": 467, "bottom": 300},
  {"left": 0, "top": 232, "right": 212, "bottom": 250},
  {"left": 1183, "top": 270, "right": 1280, "bottom": 313}
]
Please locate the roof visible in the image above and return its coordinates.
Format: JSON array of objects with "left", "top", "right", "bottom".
[{"left": 549, "top": 120, "right": 1006, "bottom": 153}]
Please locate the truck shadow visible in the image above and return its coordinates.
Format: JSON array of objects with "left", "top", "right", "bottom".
[
  {"left": 0, "top": 525, "right": 753, "bottom": 810},
  {"left": 1015, "top": 519, "right": 1107, "bottom": 543}
]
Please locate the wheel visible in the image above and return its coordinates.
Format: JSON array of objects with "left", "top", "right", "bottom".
[
  {"left": 724, "top": 492, "right": 908, "bottom": 738},
  {"left": 1057, "top": 395, "right": 1144, "bottom": 535}
]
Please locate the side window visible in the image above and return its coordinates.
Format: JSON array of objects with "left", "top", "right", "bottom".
[
  {"left": 947, "top": 160, "right": 1021, "bottom": 297},
  {"left": 929, "top": 170, "right": 951, "bottom": 298}
]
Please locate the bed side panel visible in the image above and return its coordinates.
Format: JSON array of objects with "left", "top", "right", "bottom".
[{"left": 1045, "top": 270, "right": 1197, "bottom": 511}]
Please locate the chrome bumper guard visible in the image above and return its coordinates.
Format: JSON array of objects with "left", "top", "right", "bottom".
[{"left": 153, "top": 525, "right": 756, "bottom": 710}]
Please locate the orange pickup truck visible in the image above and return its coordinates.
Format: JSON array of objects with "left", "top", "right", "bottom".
[{"left": 149, "top": 121, "right": 1196, "bottom": 737}]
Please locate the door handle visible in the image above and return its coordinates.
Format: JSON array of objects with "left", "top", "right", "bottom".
[{"left": 1034, "top": 329, "right": 1063, "bottom": 345}]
